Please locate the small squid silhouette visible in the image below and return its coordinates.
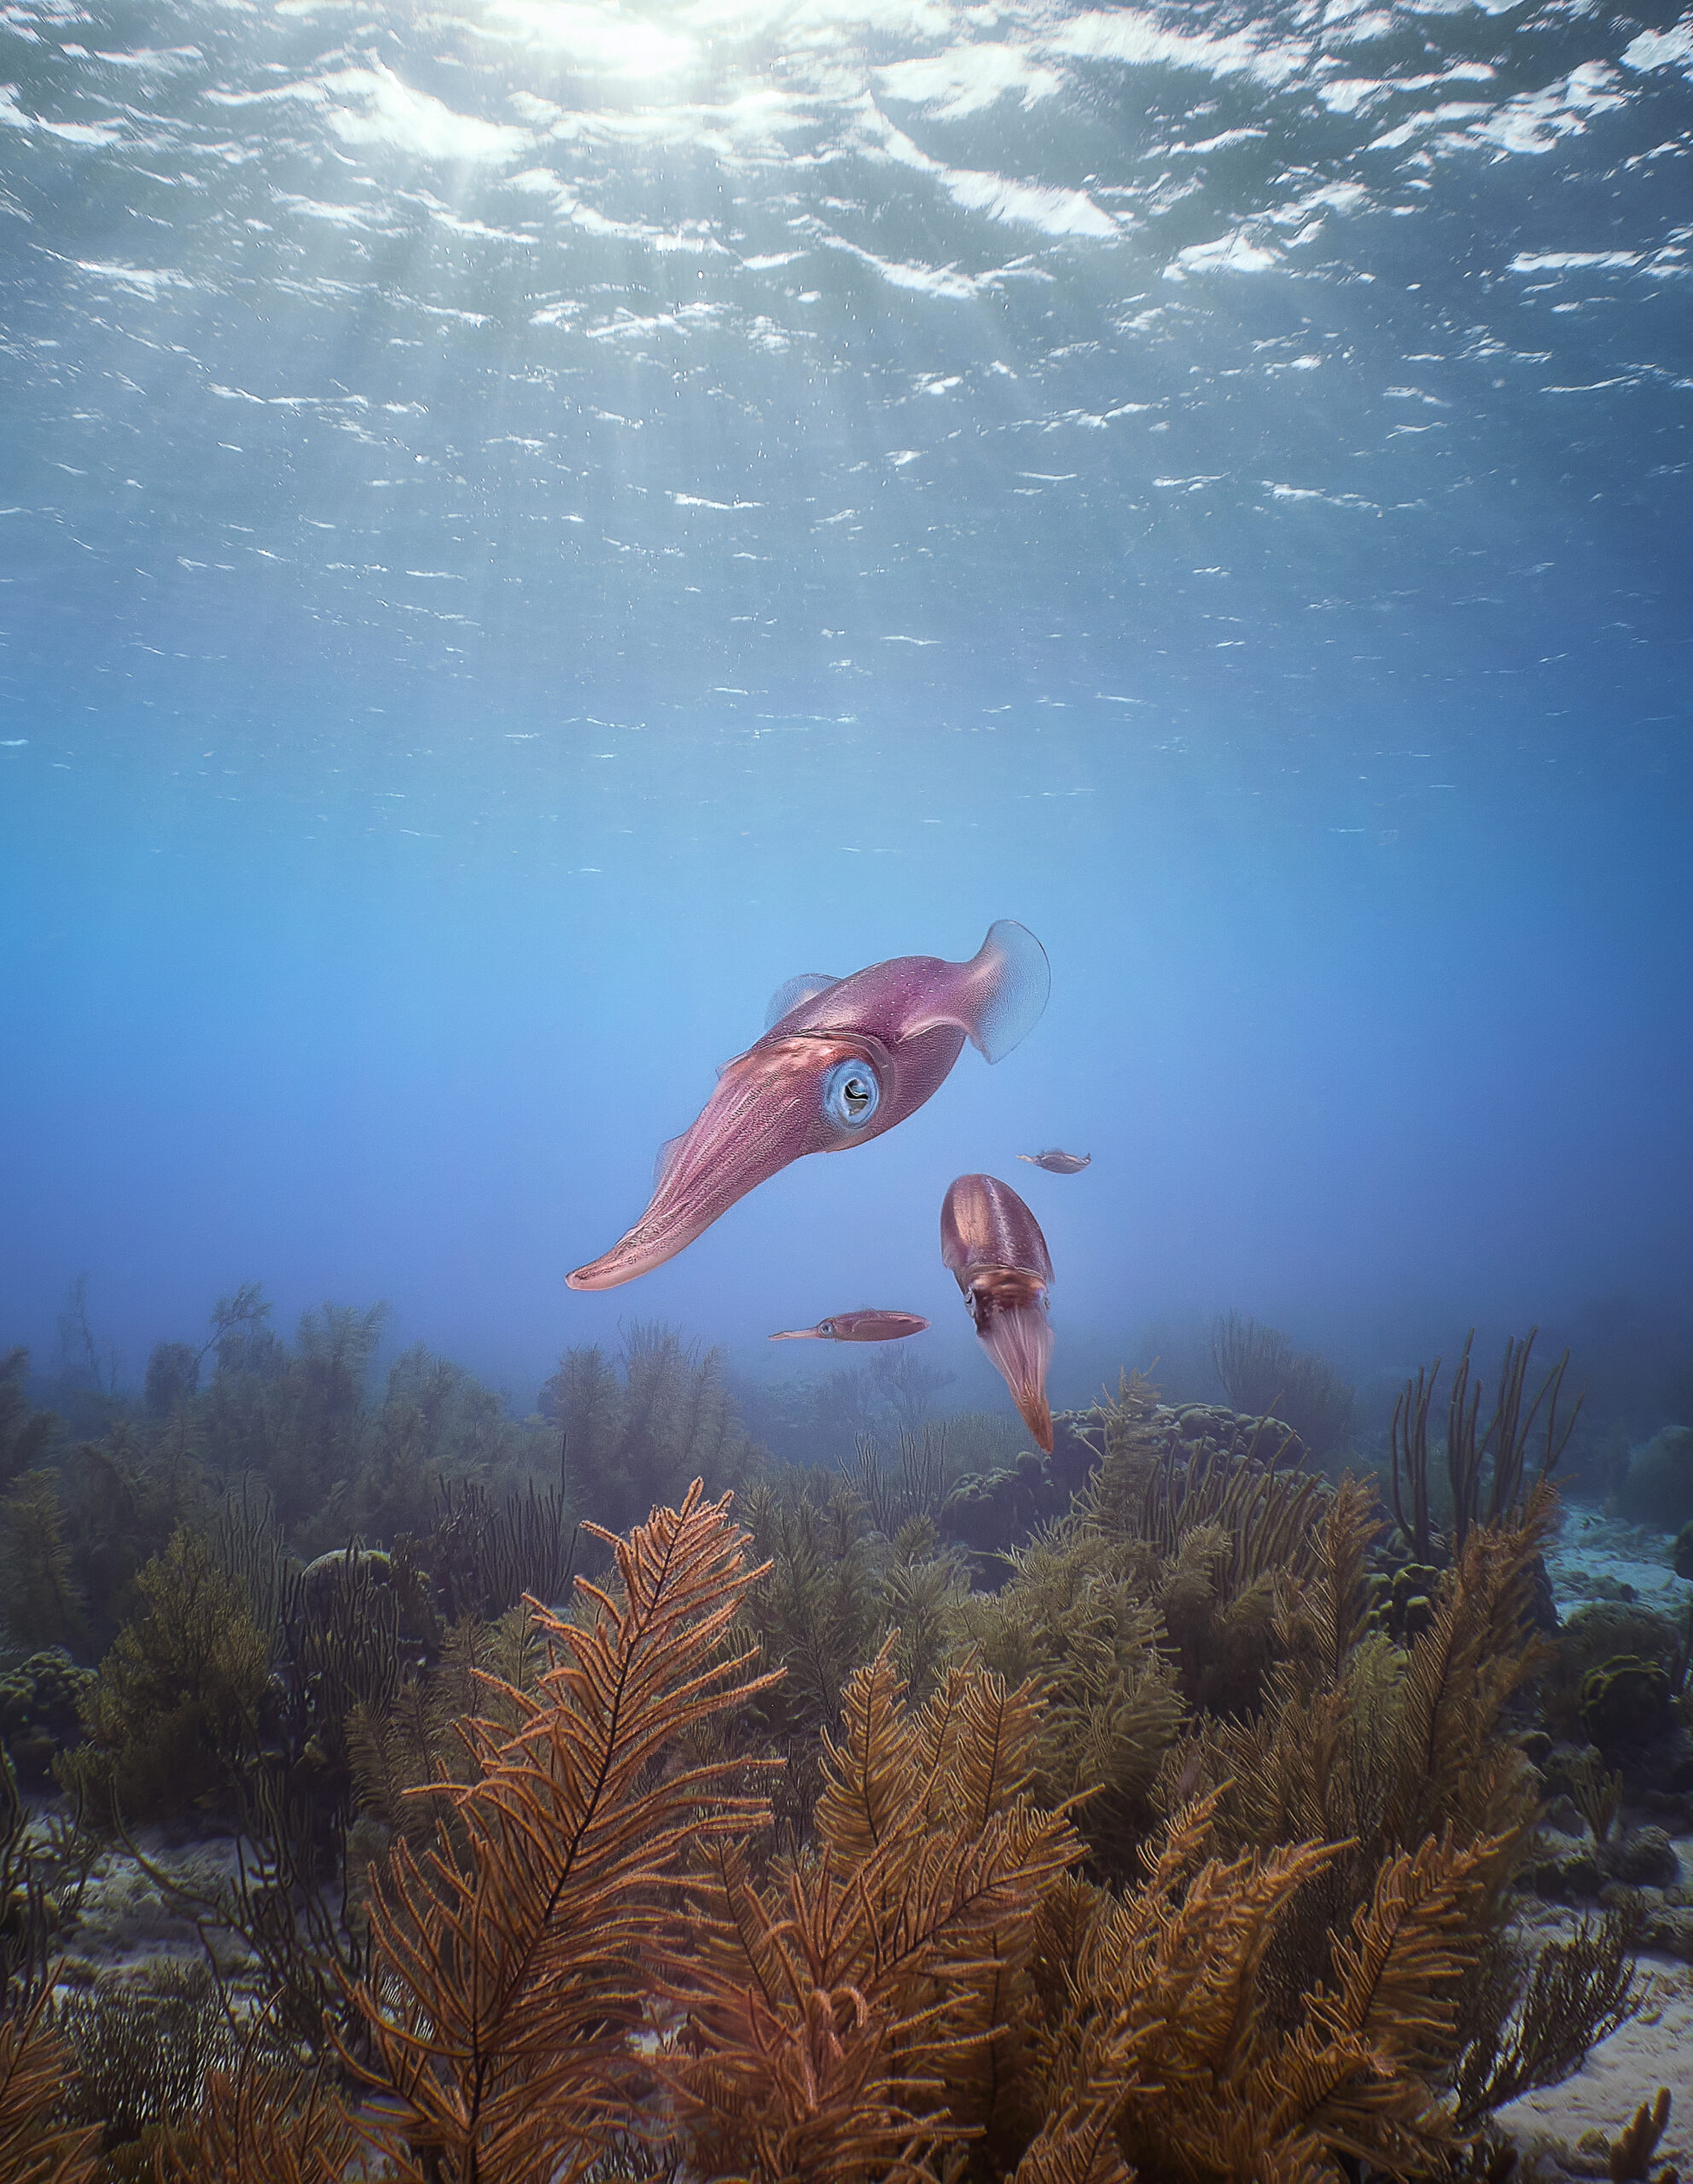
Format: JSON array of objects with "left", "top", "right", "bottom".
[
  {"left": 1017, "top": 1149, "right": 1091, "bottom": 1175},
  {"left": 769, "top": 1310, "right": 929, "bottom": 1344}
]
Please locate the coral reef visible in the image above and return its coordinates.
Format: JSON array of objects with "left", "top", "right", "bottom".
[
  {"left": 0, "top": 1321, "right": 1675, "bottom": 2183},
  {"left": 0, "top": 1649, "right": 94, "bottom": 1781}
]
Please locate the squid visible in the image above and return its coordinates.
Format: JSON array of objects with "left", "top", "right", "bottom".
[
  {"left": 567, "top": 919, "right": 1049, "bottom": 1291},
  {"left": 1017, "top": 1149, "right": 1091, "bottom": 1175},
  {"left": 940, "top": 1171, "right": 1055, "bottom": 1453},
  {"left": 769, "top": 1310, "right": 929, "bottom": 1343}
]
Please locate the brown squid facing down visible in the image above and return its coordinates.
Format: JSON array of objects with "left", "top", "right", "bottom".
[
  {"left": 567, "top": 920, "right": 1049, "bottom": 1292},
  {"left": 768, "top": 1310, "right": 929, "bottom": 1343},
  {"left": 940, "top": 1172, "right": 1055, "bottom": 1453},
  {"left": 1017, "top": 1149, "right": 1091, "bottom": 1175}
]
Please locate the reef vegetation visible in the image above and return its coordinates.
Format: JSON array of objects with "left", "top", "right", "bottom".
[{"left": 0, "top": 1302, "right": 1684, "bottom": 2182}]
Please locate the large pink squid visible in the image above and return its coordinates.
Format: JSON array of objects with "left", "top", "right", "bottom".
[
  {"left": 940, "top": 1172, "right": 1055, "bottom": 1453},
  {"left": 567, "top": 920, "right": 1049, "bottom": 1292}
]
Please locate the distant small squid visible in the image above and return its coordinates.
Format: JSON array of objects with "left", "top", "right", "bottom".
[
  {"left": 1017, "top": 1149, "right": 1091, "bottom": 1175},
  {"left": 768, "top": 1310, "right": 929, "bottom": 1344},
  {"left": 940, "top": 1172, "right": 1055, "bottom": 1453}
]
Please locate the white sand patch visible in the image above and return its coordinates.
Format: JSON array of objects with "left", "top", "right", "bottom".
[
  {"left": 1495, "top": 1962, "right": 1693, "bottom": 2171},
  {"left": 1547, "top": 1511, "right": 1688, "bottom": 1619}
]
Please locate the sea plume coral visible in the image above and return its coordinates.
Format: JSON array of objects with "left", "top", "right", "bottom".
[
  {"left": 347, "top": 1479, "right": 777, "bottom": 2183},
  {"left": 666, "top": 1639, "right": 1084, "bottom": 2181}
]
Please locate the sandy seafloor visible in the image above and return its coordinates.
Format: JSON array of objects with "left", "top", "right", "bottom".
[
  {"left": 1494, "top": 1510, "right": 1693, "bottom": 2173},
  {"left": 38, "top": 1505, "right": 1693, "bottom": 2162}
]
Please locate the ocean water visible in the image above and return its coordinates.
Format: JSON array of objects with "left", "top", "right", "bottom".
[{"left": 2, "top": 0, "right": 1690, "bottom": 1428}]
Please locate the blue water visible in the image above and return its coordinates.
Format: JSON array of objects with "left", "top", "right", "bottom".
[{"left": 3, "top": 0, "right": 1690, "bottom": 1425}]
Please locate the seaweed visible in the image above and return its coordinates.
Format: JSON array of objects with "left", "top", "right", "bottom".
[
  {"left": 404, "top": 1469, "right": 576, "bottom": 1629},
  {"left": 55, "top": 1960, "right": 243, "bottom": 2170},
  {"left": 843, "top": 1420, "right": 955, "bottom": 1536}
]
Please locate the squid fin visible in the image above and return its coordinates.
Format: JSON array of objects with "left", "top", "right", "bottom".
[
  {"left": 965, "top": 920, "right": 1051, "bottom": 1062},
  {"left": 764, "top": 973, "right": 841, "bottom": 1031},
  {"left": 902, "top": 921, "right": 1050, "bottom": 1061}
]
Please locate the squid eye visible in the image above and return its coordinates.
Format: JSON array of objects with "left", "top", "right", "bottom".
[
  {"left": 823, "top": 1058, "right": 880, "bottom": 1129},
  {"left": 817, "top": 1320, "right": 835, "bottom": 1338}
]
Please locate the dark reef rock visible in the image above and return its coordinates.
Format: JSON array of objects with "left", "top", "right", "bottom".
[
  {"left": 1642, "top": 1905, "right": 1693, "bottom": 1961},
  {"left": 299, "top": 1544, "right": 393, "bottom": 1613},
  {"left": 1579, "top": 1655, "right": 1675, "bottom": 1750},
  {"left": 1523, "top": 1844, "right": 1605, "bottom": 1900},
  {"left": 943, "top": 1451, "right": 1061, "bottom": 1567},
  {"left": 1383, "top": 1562, "right": 1442, "bottom": 1644},
  {"left": 1601, "top": 1824, "right": 1681, "bottom": 1889},
  {"left": 1153, "top": 1401, "right": 1308, "bottom": 1471},
  {"left": 1047, "top": 1412, "right": 1102, "bottom": 1502},
  {"left": 1674, "top": 1519, "right": 1693, "bottom": 1582},
  {"left": 1543, "top": 1600, "right": 1687, "bottom": 1745}
]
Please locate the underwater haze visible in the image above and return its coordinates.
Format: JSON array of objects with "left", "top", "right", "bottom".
[{"left": 3, "top": 0, "right": 1691, "bottom": 1422}]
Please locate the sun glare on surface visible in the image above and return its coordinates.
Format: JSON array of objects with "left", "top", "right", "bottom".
[{"left": 480, "top": 0, "right": 698, "bottom": 77}]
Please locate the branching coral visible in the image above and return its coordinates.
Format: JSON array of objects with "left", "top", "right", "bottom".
[
  {"left": 56, "top": 1960, "right": 245, "bottom": 2169},
  {"left": 1013, "top": 1795, "right": 1499, "bottom": 2184},
  {"left": 736, "top": 1477, "right": 884, "bottom": 1829},
  {"left": 0, "top": 1352, "right": 58, "bottom": 1490},
  {"left": 1450, "top": 1911, "right": 1640, "bottom": 2126},
  {"left": 666, "top": 1641, "right": 1083, "bottom": 2182},
  {"left": 346, "top": 1480, "right": 777, "bottom": 2183},
  {"left": 0, "top": 1994, "right": 99, "bottom": 2184},
  {"left": 347, "top": 1603, "right": 543, "bottom": 1852},
  {"left": 154, "top": 2047, "right": 378, "bottom": 2184},
  {"left": 960, "top": 1522, "right": 1184, "bottom": 1871}
]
